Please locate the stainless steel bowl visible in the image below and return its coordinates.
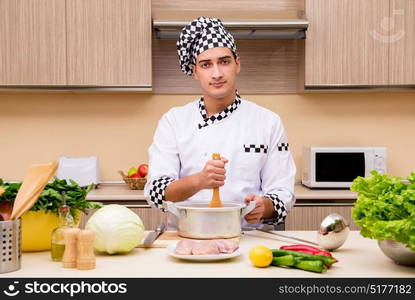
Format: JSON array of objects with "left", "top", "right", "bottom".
[
  {"left": 378, "top": 240, "right": 415, "bottom": 266},
  {"left": 167, "top": 201, "right": 255, "bottom": 239}
]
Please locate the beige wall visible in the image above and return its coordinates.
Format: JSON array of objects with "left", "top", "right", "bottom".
[{"left": 1, "top": 91, "right": 414, "bottom": 181}]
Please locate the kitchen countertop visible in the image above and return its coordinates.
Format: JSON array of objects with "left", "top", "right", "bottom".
[
  {"left": 86, "top": 182, "right": 357, "bottom": 202},
  {"left": 87, "top": 183, "right": 146, "bottom": 201},
  {"left": 2, "top": 231, "right": 413, "bottom": 278}
]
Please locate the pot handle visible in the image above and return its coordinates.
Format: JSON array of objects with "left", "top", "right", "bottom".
[
  {"left": 241, "top": 201, "right": 256, "bottom": 217},
  {"left": 166, "top": 201, "right": 181, "bottom": 217}
]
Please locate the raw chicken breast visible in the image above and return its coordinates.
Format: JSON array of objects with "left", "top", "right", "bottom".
[
  {"left": 214, "top": 239, "right": 239, "bottom": 254},
  {"left": 174, "top": 239, "right": 197, "bottom": 255},
  {"left": 191, "top": 240, "right": 220, "bottom": 255},
  {"left": 174, "top": 238, "right": 239, "bottom": 255}
]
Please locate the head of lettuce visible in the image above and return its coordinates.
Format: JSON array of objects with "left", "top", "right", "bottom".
[
  {"left": 85, "top": 204, "right": 145, "bottom": 254},
  {"left": 351, "top": 170, "right": 415, "bottom": 251}
]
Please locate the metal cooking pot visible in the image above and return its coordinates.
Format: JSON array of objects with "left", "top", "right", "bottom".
[{"left": 167, "top": 201, "right": 255, "bottom": 239}]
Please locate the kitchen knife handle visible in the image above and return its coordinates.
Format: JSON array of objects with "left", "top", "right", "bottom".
[{"left": 156, "top": 223, "right": 165, "bottom": 234}]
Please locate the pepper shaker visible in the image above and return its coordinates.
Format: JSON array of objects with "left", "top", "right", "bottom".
[
  {"left": 76, "top": 229, "right": 96, "bottom": 270},
  {"left": 62, "top": 228, "right": 81, "bottom": 268}
]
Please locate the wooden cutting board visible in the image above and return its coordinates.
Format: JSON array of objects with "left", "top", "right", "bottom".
[{"left": 137, "top": 231, "right": 240, "bottom": 248}]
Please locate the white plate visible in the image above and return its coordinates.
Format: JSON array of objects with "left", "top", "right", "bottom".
[{"left": 166, "top": 243, "right": 242, "bottom": 261}]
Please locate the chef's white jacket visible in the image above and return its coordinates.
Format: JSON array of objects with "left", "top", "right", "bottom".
[{"left": 144, "top": 93, "right": 296, "bottom": 229}]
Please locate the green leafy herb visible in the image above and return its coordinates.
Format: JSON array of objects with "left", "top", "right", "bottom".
[
  {"left": 350, "top": 170, "right": 415, "bottom": 251},
  {"left": 0, "top": 177, "right": 102, "bottom": 219}
]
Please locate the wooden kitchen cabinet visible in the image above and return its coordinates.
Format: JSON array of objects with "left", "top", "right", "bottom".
[
  {"left": 0, "top": 0, "right": 151, "bottom": 88},
  {"left": 285, "top": 205, "right": 359, "bottom": 231},
  {"left": 389, "top": 0, "right": 415, "bottom": 85},
  {"left": 305, "top": 0, "right": 390, "bottom": 87},
  {"left": 0, "top": 0, "right": 66, "bottom": 85},
  {"left": 129, "top": 206, "right": 165, "bottom": 230},
  {"left": 66, "top": 0, "right": 152, "bottom": 87}
]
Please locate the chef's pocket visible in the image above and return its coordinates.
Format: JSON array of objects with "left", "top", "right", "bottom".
[{"left": 238, "top": 144, "right": 268, "bottom": 181}]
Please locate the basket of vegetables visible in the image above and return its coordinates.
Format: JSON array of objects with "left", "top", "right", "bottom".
[
  {"left": 0, "top": 177, "right": 102, "bottom": 251},
  {"left": 350, "top": 170, "right": 415, "bottom": 266}
]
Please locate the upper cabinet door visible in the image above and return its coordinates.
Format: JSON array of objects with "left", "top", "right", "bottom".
[
  {"left": 66, "top": 0, "right": 152, "bottom": 87},
  {"left": 305, "top": 0, "right": 390, "bottom": 87},
  {"left": 389, "top": 0, "right": 415, "bottom": 86},
  {"left": 0, "top": 0, "right": 66, "bottom": 85}
]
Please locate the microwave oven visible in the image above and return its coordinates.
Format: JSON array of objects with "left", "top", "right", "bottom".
[{"left": 302, "top": 146, "right": 387, "bottom": 188}]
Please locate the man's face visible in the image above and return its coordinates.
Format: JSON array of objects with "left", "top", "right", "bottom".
[{"left": 192, "top": 47, "right": 240, "bottom": 100}]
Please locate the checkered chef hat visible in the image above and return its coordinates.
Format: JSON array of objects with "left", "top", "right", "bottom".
[{"left": 176, "top": 16, "right": 237, "bottom": 76}]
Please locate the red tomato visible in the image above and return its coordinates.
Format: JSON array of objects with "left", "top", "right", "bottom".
[{"left": 138, "top": 164, "right": 148, "bottom": 177}]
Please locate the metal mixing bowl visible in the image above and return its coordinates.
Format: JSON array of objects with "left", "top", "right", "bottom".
[{"left": 378, "top": 240, "right": 415, "bottom": 266}]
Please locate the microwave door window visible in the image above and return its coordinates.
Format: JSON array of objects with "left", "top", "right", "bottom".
[{"left": 315, "top": 152, "right": 365, "bottom": 182}]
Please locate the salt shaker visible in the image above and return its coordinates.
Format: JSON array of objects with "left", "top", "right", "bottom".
[
  {"left": 62, "top": 228, "right": 81, "bottom": 268},
  {"left": 76, "top": 229, "right": 96, "bottom": 270}
]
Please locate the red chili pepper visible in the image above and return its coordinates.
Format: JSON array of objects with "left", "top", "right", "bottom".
[{"left": 279, "top": 244, "right": 334, "bottom": 258}]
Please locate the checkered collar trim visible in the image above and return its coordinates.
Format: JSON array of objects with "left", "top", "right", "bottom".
[{"left": 198, "top": 92, "right": 242, "bottom": 129}]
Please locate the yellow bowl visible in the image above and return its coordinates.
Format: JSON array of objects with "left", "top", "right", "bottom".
[{"left": 21, "top": 210, "right": 82, "bottom": 252}]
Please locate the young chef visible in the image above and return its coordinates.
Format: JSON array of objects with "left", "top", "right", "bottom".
[{"left": 144, "top": 17, "right": 296, "bottom": 229}]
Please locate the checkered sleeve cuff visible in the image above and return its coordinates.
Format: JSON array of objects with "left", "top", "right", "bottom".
[
  {"left": 263, "top": 193, "right": 287, "bottom": 225},
  {"left": 148, "top": 176, "right": 175, "bottom": 212}
]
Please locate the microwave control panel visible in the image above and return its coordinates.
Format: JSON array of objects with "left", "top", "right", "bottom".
[{"left": 373, "top": 148, "right": 387, "bottom": 174}]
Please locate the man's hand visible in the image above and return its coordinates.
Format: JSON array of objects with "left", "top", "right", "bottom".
[
  {"left": 197, "top": 156, "right": 228, "bottom": 189},
  {"left": 165, "top": 156, "right": 228, "bottom": 203},
  {"left": 244, "top": 194, "right": 276, "bottom": 223}
]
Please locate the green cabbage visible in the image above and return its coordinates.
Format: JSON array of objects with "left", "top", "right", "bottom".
[
  {"left": 85, "top": 204, "right": 145, "bottom": 254},
  {"left": 351, "top": 170, "right": 415, "bottom": 251}
]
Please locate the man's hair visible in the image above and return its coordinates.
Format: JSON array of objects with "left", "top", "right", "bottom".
[{"left": 232, "top": 51, "right": 238, "bottom": 61}]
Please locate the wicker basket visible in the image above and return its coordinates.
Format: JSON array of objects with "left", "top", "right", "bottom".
[{"left": 119, "top": 170, "right": 147, "bottom": 190}]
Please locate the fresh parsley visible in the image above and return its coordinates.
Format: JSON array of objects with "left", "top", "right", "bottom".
[{"left": 0, "top": 177, "right": 102, "bottom": 219}]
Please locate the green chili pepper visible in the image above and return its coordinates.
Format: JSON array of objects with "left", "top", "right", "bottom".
[
  {"left": 294, "top": 260, "right": 327, "bottom": 273},
  {"left": 272, "top": 249, "right": 337, "bottom": 267},
  {"left": 271, "top": 255, "right": 295, "bottom": 267},
  {"left": 272, "top": 255, "right": 328, "bottom": 273}
]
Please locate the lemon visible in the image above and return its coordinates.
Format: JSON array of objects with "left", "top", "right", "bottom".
[{"left": 249, "top": 245, "right": 273, "bottom": 267}]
